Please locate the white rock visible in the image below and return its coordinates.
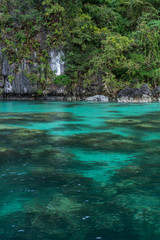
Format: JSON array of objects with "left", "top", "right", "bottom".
[
  {"left": 117, "top": 96, "right": 152, "bottom": 103},
  {"left": 85, "top": 95, "right": 109, "bottom": 102}
]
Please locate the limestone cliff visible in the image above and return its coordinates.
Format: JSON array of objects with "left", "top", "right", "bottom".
[{"left": 0, "top": 45, "right": 64, "bottom": 98}]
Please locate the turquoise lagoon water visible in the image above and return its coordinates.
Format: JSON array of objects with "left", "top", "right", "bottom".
[{"left": 0, "top": 101, "right": 160, "bottom": 239}]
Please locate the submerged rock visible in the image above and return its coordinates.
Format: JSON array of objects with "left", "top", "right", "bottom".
[
  {"left": 45, "top": 194, "right": 81, "bottom": 213},
  {"left": 85, "top": 95, "right": 109, "bottom": 102},
  {"left": 0, "top": 124, "right": 19, "bottom": 130},
  {"left": 135, "top": 123, "right": 160, "bottom": 129},
  {"left": 64, "top": 132, "right": 145, "bottom": 153},
  {"left": 0, "top": 147, "right": 9, "bottom": 153},
  {"left": 106, "top": 119, "right": 141, "bottom": 124}
]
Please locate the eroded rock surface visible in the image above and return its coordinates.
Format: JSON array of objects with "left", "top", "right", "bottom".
[
  {"left": 117, "top": 85, "right": 152, "bottom": 103},
  {"left": 85, "top": 95, "right": 109, "bottom": 102}
]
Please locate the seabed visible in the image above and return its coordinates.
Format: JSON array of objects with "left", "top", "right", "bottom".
[{"left": 0, "top": 101, "right": 160, "bottom": 240}]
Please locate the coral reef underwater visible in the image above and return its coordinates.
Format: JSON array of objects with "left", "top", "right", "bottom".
[{"left": 0, "top": 101, "right": 160, "bottom": 240}]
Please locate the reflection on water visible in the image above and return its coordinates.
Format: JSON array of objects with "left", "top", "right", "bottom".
[{"left": 0, "top": 101, "right": 160, "bottom": 240}]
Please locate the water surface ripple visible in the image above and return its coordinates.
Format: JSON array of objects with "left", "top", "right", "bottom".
[{"left": 0, "top": 101, "right": 160, "bottom": 240}]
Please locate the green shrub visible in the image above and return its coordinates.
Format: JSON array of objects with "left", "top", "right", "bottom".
[{"left": 53, "top": 74, "right": 71, "bottom": 86}]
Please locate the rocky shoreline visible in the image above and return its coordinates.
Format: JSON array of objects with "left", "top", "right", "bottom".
[
  {"left": 1, "top": 84, "right": 160, "bottom": 103},
  {"left": 117, "top": 85, "right": 160, "bottom": 103},
  {"left": 1, "top": 46, "right": 160, "bottom": 103}
]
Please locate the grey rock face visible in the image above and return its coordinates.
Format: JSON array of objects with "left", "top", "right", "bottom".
[
  {"left": 141, "top": 84, "right": 152, "bottom": 96},
  {"left": 152, "top": 86, "right": 160, "bottom": 98},
  {"left": 85, "top": 95, "right": 109, "bottom": 102},
  {"left": 117, "top": 96, "right": 152, "bottom": 103},
  {"left": 0, "top": 45, "right": 37, "bottom": 96},
  {"left": 2, "top": 60, "right": 36, "bottom": 95},
  {"left": 0, "top": 79, "right": 4, "bottom": 88},
  {"left": 2, "top": 59, "right": 9, "bottom": 77},
  {"left": 46, "top": 84, "right": 68, "bottom": 97},
  {"left": 0, "top": 47, "right": 65, "bottom": 97},
  {"left": 118, "top": 87, "right": 142, "bottom": 98},
  {"left": 117, "top": 85, "right": 152, "bottom": 103}
]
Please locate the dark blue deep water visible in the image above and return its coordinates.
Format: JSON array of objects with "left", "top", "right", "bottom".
[{"left": 1, "top": 101, "right": 160, "bottom": 240}]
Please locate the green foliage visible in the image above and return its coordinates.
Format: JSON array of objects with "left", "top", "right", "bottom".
[
  {"left": 53, "top": 74, "right": 71, "bottom": 86},
  {"left": 1, "top": 0, "right": 160, "bottom": 94},
  {"left": 26, "top": 72, "right": 39, "bottom": 84},
  {"left": 25, "top": 50, "right": 56, "bottom": 90},
  {"left": 37, "top": 89, "right": 43, "bottom": 96},
  {"left": 8, "top": 75, "right": 15, "bottom": 83}
]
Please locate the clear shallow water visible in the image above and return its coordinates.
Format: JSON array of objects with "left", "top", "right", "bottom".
[{"left": 0, "top": 101, "right": 160, "bottom": 240}]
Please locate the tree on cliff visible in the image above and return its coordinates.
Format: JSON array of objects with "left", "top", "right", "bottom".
[{"left": 1, "top": 0, "right": 160, "bottom": 92}]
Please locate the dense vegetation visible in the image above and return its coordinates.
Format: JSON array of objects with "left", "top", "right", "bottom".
[{"left": 1, "top": 0, "right": 160, "bottom": 94}]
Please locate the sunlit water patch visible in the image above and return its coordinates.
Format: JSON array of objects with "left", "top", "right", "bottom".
[{"left": 0, "top": 101, "right": 160, "bottom": 240}]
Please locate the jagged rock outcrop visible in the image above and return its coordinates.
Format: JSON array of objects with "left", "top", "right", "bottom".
[
  {"left": 117, "top": 85, "right": 152, "bottom": 103},
  {"left": 152, "top": 86, "right": 160, "bottom": 101},
  {"left": 0, "top": 46, "right": 34, "bottom": 97},
  {"left": 0, "top": 45, "right": 64, "bottom": 99}
]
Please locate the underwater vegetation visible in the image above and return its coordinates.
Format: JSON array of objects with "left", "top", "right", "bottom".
[{"left": 0, "top": 102, "right": 160, "bottom": 240}]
